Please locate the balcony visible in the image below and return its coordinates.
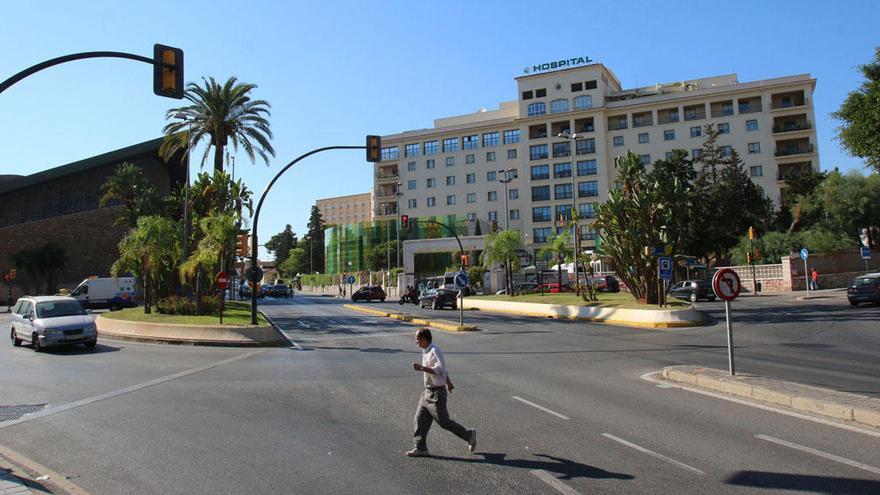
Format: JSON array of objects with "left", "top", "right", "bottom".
[
  {"left": 777, "top": 161, "right": 813, "bottom": 180},
  {"left": 376, "top": 170, "right": 399, "bottom": 181},
  {"left": 683, "top": 103, "right": 706, "bottom": 121},
  {"left": 772, "top": 115, "right": 811, "bottom": 134},
  {"left": 632, "top": 111, "right": 653, "bottom": 128},
  {"left": 529, "top": 124, "right": 548, "bottom": 140},
  {"left": 737, "top": 96, "right": 762, "bottom": 114},
  {"left": 607, "top": 115, "right": 628, "bottom": 131},
  {"left": 575, "top": 117, "right": 594, "bottom": 133},
  {"left": 710, "top": 100, "right": 734, "bottom": 118},
  {"left": 657, "top": 107, "right": 679, "bottom": 124},
  {"left": 771, "top": 90, "right": 808, "bottom": 110},
  {"left": 775, "top": 144, "right": 814, "bottom": 157}
]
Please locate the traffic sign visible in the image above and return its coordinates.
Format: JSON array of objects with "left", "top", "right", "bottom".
[
  {"left": 215, "top": 271, "right": 229, "bottom": 290},
  {"left": 652, "top": 246, "right": 665, "bottom": 256},
  {"left": 800, "top": 248, "right": 809, "bottom": 261},
  {"left": 248, "top": 267, "right": 264, "bottom": 283},
  {"left": 712, "top": 268, "right": 742, "bottom": 302},
  {"left": 686, "top": 257, "right": 696, "bottom": 267},
  {"left": 454, "top": 270, "right": 469, "bottom": 289},
  {"left": 861, "top": 246, "right": 872, "bottom": 260},
  {"left": 346, "top": 275, "right": 356, "bottom": 285},
  {"left": 658, "top": 257, "right": 673, "bottom": 280}
]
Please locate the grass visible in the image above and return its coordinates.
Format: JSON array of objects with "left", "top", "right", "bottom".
[
  {"left": 470, "top": 291, "right": 689, "bottom": 309},
  {"left": 100, "top": 301, "right": 269, "bottom": 326}
]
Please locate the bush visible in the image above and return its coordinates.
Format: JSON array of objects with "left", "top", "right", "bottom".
[{"left": 156, "top": 295, "right": 222, "bottom": 315}]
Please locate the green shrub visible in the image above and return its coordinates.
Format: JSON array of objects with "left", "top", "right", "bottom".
[{"left": 156, "top": 295, "right": 222, "bottom": 315}]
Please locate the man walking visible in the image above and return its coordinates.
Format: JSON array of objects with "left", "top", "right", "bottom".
[
  {"left": 407, "top": 328, "right": 477, "bottom": 457},
  {"left": 810, "top": 267, "right": 820, "bottom": 291}
]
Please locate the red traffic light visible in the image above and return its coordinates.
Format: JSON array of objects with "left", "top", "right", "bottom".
[{"left": 401, "top": 215, "right": 409, "bottom": 229}]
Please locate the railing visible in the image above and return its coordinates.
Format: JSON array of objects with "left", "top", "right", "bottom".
[
  {"left": 772, "top": 122, "right": 811, "bottom": 133},
  {"left": 771, "top": 97, "right": 809, "bottom": 109},
  {"left": 376, "top": 172, "right": 399, "bottom": 179},
  {"left": 775, "top": 144, "right": 814, "bottom": 156}
]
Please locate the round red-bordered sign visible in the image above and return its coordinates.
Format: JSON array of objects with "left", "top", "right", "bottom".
[
  {"left": 712, "top": 268, "right": 741, "bottom": 302},
  {"left": 215, "top": 271, "right": 229, "bottom": 290}
]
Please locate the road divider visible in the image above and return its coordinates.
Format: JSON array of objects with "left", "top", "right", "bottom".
[
  {"left": 96, "top": 314, "right": 288, "bottom": 346},
  {"left": 343, "top": 304, "right": 478, "bottom": 332}
]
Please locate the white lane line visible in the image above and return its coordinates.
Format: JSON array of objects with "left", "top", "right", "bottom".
[
  {"left": 299, "top": 331, "right": 406, "bottom": 342},
  {"left": 296, "top": 320, "right": 311, "bottom": 329},
  {"left": 601, "top": 433, "right": 705, "bottom": 475},
  {"left": 530, "top": 469, "right": 582, "bottom": 495},
  {"left": 0, "top": 350, "right": 265, "bottom": 429},
  {"left": 511, "top": 396, "right": 570, "bottom": 420},
  {"left": 755, "top": 434, "right": 880, "bottom": 475}
]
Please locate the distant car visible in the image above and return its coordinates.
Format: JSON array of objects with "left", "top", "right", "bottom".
[
  {"left": 590, "top": 275, "right": 620, "bottom": 292},
  {"left": 269, "top": 284, "right": 291, "bottom": 298},
  {"left": 668, "top": 280, "right": 716, "bottom": 302},
  {"left": 847, "top": 273, "right": 880, "bottom": 306},
  {"left": 239, "top": 285, "right": 264, "bottom": 299},
  {"left": 539, "top": 282, "right": 572, "bottom": 293},
  {"left": 495, "top": 282, "right": 538, "bottom": 295},
  {"left": 10, "top": 296, "right": 98, "bottom": 351},
  {"left": 419, "top": 288, "right": 458, "bottom": 310},
  {"left": 351, "top": 286, "right": 386, "bottom": 302}
]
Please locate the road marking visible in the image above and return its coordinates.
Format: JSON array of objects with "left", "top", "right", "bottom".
[
  {"left": 601, "top": 433, "right": 705, "bottom": 475},
  {"left": 511, "top": 396, "right": 570, "bottom": 420},
  {"left": 755, "top": 434, "right": 880, "bottom": 475},
  {"left": 296, "top": 320, "right": 311, "bottom": 329},
  {"left": 530, "top": 469, "right": 581, "bottom": 495},
  {"left": 298, "top": 331, "right": 405, "bottom": 342},
  {"left": 640, "top": 372, "right": 880, "bottom": 439},
  {"left": 0, "top": 350, "right": 265, "bottom": 429}
]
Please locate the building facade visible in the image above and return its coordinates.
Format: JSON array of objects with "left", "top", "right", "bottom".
[
  {"left": 315, "top": 192, "right": 373, "bottom": 226},
  {"left": 373, "top": 62, "right": 819, "bottom": 258}
]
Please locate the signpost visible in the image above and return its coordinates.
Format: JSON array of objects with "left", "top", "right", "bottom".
[
  {"left": 658, "top": 257, "right": 673, "bottom": 308},
  {"left": 347, "top": 275, "right": 355, "bottom": 297},
  {"left": 800, "top": 248, "right": 810, "bottom": 296},
  {"left": 454, "top": 270, "right": 468, "bottom": 327},
  {"left": 215, "top": 271, "right": 228, "bottom": 324},
  {"left": 713, "top": 268, "right": 742, "bottom": 375},
  {"left": 861, "top": 246, "right": 871, "bottom": 273}
]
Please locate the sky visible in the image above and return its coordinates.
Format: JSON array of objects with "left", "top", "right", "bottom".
[{"left": 2, "top": 0, "right": 878, "bottom": 251}]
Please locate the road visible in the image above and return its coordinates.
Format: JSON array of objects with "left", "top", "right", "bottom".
[{"left": 0, "top": 294, "right": 878, "bottom": 494}]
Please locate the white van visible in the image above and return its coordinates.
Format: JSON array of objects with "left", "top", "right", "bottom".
[{"left": 70, "top": 277, "right": 137, "bottom": 310}]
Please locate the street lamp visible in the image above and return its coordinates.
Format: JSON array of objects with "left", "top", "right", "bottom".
[
  {"left": 556, "top": 131, "right": 581, "bottom": 292},
  {"left": 395, "top": 183, "right": 403, "bottom": 271},
  {"left": 174, "top": 113, "right": 192, "bottom": 265}
]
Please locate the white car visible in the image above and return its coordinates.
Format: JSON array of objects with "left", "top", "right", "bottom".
[{"left": 10, "top": 296, "right": 98, "bottom": 351}]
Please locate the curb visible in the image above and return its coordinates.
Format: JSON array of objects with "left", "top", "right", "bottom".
[
  {"left": 0, "top": 444, "right": 90, "bottom": 494},
  {"left": 662, "top": 366, "right": 880, "bottom": 429},
  {"left": 96, "top": 314, "right": 288, "bottom": 347},
  {"left": 343, "top": 304, "right": 478, "bottom": 332}
]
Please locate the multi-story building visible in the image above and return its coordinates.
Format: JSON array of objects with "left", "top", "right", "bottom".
[
  {"left": 315, "top": 192, "right": 373, "bottom": 226},
  {"left": 374, "top": 62, "right": 818, "bottom": 258}
]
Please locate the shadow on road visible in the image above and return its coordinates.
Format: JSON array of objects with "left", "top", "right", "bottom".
[
  {"left": 35, "top": 343, "right": 120, "bottom": 355},
  {"left": 725, "top": 470, "right": 880, "bottom": 494},
  {"left": 430, "top": 452, "right": 634, "bottom": 481}
]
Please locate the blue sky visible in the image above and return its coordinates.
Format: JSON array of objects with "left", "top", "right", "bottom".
[{"left": 2, "top": 0, "right": 878, "bottom": 249}]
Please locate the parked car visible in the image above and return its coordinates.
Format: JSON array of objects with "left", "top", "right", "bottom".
[
  {"left": 10, "top": 296, "right": 98, "bottom": 351},
  {"left": 539, "top": 282, "right": 572, "bottom": 293},
  {"left": 847, "top": 273, "right": 880, "bottom": 306},
  {"left": 69, "top": 277, "right": 137, "bottom": 311},
  {"left": 269, "top": 284, "right": 291, "bottom": 298},
  {"left": 495, "top": 282, "right": 538, "bottom": 295},
  {"left": 351, "top": 285, "right": 386, "bottom": 302},
  {"left": 239, "top": 284, "right": 264, "bottom": 299},
  {"left": 668, "top": 280, "right": 716, "bottom": 302},
  {"left": 590, "top": 275, "right": 620, "bottom": 292},
  {"left": 419, "top": 288, "right": 458, "bottom": 310}
]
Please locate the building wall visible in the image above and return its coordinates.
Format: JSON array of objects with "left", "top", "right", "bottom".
[{"left": 316, "top": 192, "right": 373, "bottom": 226}]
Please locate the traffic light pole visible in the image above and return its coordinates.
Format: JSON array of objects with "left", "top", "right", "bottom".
[
  {"left": 250, "top": 145, "right": 366, "bottom": 324},
  {"left": 411, "top": 219, "right": 466, "bottom": 327}
]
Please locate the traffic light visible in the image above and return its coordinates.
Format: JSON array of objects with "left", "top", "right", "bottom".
[
  {"left": 491, "top": 220, "right": 498, "bottom": 233},
  {"left": 400, "top": 215, "right": 409, "bottom": 230},
  {"left": 366, "top": 135, "right": 382, "bottom": 163},
  {"left": 460, "top": 254, "right": 470, "bottom": 267},
  {"left": 235, "top": 234, "right": 249, "bottom": 257},
  {"left": 747, "top": 253, "right": 753, "bottom": 263},
  {"left": 748, "top": 226, "right": 756, "bottom": 240},
  {"left": 153, "top": 44, "right": 184, "bottom": 99}
]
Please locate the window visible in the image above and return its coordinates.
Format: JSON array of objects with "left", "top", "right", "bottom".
[
  {"left": 407, "top": 161, "right": 416, "bottom": 171},
  {"left": 530, "top": 144, "right": 549, "bottom": 160},
  {"left": 552, "top": 142, "right": 570, "bottom": 158},
  {"left": 509, "top": 209, "right": 520, "bottom": 220},
  {"left": 530, "top": 164, "right": 550, "bottom": 180},
  {"left": 527, "top": 102, "right": 546, "bottom": 117},
  {"left": 721, "top": 146, "right": 733, "bottom": 157},
  {"left": 665, "top": 152, "right": 674, "bottom": 160},
  {"left": 584, "top": 80, "right": 597, "bottom": 90},
  {"left": 578, "top": 180, "right": 598, "bottom": 197},
  {"left": 575, "top": 138, "right": 596, "bottom": 155},
  {"left": 750, "top": 165, "right": 763, "bottom": 177},
  {"left": 532, "top": 206, "right": 552, "bottom": 222},
  {"left": 748, "top": 142, "right": 761, "bottom": 154},
  {"left": 573, "top": 95, "right": 593, "bottom": 110},
  {"left": 483, "top": 132, "right": 499, "bottom": 147},
  {"left": 550, "top": 99, "right": 569, "bottom": 113},
  {"left": 467, "top": 212, "right": 477, "bottom": 221},
  {"left": 553, "top": 162, "right": 572, "bottom": 178},
  {"left": 534, "top": 227, "right": 552, "bottom": 243},
  {"left": 532, "top": 185, "right": 551, "bottom": 201},
  {"left": 509, "top": 188, "right": 519, "bottom": 200},
  {"left": 446, "top": 157, "right": 455, "bottom": 167},
  {"left": 487, "top": 171, "right": 497, "bottom": 181},
  {"left": 503, "top": 129, "right": 521, "bottom": 144},
  {"left": 638, "top": 133, "right": 649, "bottom": 144},
  {"left": 692, "top": 149, "right": 702, "bottom": 159},
  {"left": 426, "top": 159, "right": 435, "bottom": 169},
  {"left": 408, "top": 199, "right": 417, "bottom": 209},
  {"left": 407, "top": 180, "right": 416, "bottom": 190},
  {"left": 466, "top": 173, "right": 476, "bottom": 184},
  {"left": 554, "top": 183, "right": 573, "bottom": 200},
  {"left": 466, "top": 154, "right": 475, "bottom": 164},
  {"left": 690, "top": 126, "right": 702, "bottom": 138},
  {"left": 488, "top": 211, "right": 498, "bottom": 221},
  {"left": 577, "top": 160, "right": 597, "bottom": 176},
  {"left": 463, "top": 135, "right": 478, "bottom": 150},
  {"left": 722, "top": 102, "right": 734, "bottom": 115},
  {"left": 447, "top": 195, "right": 456, "bottom": 205},
  {"left": 579, "top": 203, "right": 596, "bottom": 218},
  {"left": 381, "top": 146, "right": 399, "bottom": 161},
  {"left": 486, "top": 151, "right": 496, "bottom": 162},
  {"left": 424, "top": 140, "right": 439, "bottom": 155},
  {"left": 580, "top": 226, "right": 599, "bottom": 241},
  {"left": 613, "top": 136, "right": 624, "bottom": 147},
  {"left": 467, "top": 193, "right": 476, "bottom": 203},
  {"left": 405, "top": 143, "right": 420, "bottom": 157},
  {"left": 522, "top": 90, "right": 533, "bottom": 100},
  {"left": 535, "top": 88, "right": 546, "bottom": 97},
  {"left": 443, "top": 138, "right": 459, "bottom": 152},
  {"left": 746, "top": 119, "right": 759, "bottom": 131},
  {"left": 488, "top": 191, "right": 498, "bottom": 201},
  {"left": 426, "top": 178, "right": 436, "bottom": 188},
  {"left": 507, "top": 149, "right": 517, "bottom": 159},
  {"left": 664, "top": 129, "right": 675, "bottom": 141},
  {"left": 639, "top": 154, "right": 651, "bottom": 165},
  {"left": 427, "top": 197, "right": 436, "bottom": 207},
  {"left": 571, "top": 82, "right": 583, "bottom": 92},
  {"left": 718, "top": 123, "right": 730, "bottom": 134},
  {"left": 446, "top": 176, "right": 456, "bottom": 186}
]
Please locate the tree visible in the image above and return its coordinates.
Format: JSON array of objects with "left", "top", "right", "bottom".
[
  {"left": 647, "top": 149, "right": 698, "bottom": 257},
  {"left": 160, "top": 77, "right": 275, "bottom": 173},
  {"left": 112, "top": 216, "right": 180, "bottom": 314},
  {"left": 100, "top": 162, "right": 158, "bottom": 228},
  {"left": 265, "top": 225, "right": 298, "bottom": 267},
  {"left": 12, "top": 242, "right": 69, "bottom": 295},
  {"left": 367, "top": 240, "right": 398, "bottom": 272},
  {"left": 539, "top": 231, "right": 572, "bottom": 290},
  {"left": 807, "top": 169, "right": 880, "bottom": 245},
  {"left": 832, "top": 47, "right": 880, "bottom": 173},
  {"left": 306, "top": 205, "right": 327, "bottom": 272},
  {"left": 480, "top": 230, "right": 522, "bottom": 296},
  {"left": 279, "top": 247, "right": 307, "bottom": 278},
  {"left": 179, "top": 212, "right": 237, "bottom": 315}
]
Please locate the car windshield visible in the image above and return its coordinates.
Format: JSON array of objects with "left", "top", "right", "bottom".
[
  {"left": 855, "top": 277, "right": 877, "bottom": 286},
  {"left": 35, "top": 300, "right": 87, "bottom": 318}
]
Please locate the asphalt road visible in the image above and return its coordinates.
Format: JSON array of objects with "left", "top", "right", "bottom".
[{"left": 0, "top": 295, "right": 878, "bottom": 494}]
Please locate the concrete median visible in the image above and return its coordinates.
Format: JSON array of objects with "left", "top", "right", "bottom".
[
  {"left": 344, "top": 304, "right": 478, "bottom": 332},
  {"left": 96, "top": 314, "right": 288, "bottom": 346}
]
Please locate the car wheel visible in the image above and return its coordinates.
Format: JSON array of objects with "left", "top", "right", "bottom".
[
  {"left": 689, "top": 293, "right": 698, "bottom": 303},
  {"left": 11, "top": 329, "right": 22, "bottom": 347},
  {"left": 849, "top": 300, "right": 858, "bottom": 306},
  {"left": 32, "top": 333, "right": 42, "bottom": 352},
  {"left": 381, "top": 298, "right": 385, "bottom": 302},
  {"left": 85, "top": 339, "right": 97, "bottom": 349},
  {"left": 432, "top": 300, "right": 439, "bottom": 310},
  {"left": 109, "top": 303, "right": 120, "bottom": 311}
]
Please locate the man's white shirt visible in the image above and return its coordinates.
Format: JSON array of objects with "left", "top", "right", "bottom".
[{"left": 422, "top": 343, "right": 447, "bottom": 387}]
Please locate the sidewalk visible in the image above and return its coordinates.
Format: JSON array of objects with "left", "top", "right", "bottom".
[{"left": 0, "top": 467, "right": 51, "bottom": 495}]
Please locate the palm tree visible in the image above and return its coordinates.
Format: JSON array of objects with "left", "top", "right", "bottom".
[
  {"left": 539, "top": 231, "right": 573, "bottom": 291},
  {"left": 180, "top": 212, "right": 237, "bottom": 314},
  {"left": 100, "top": 162, "right": 156, "bottom": 228},
  {"left": 112, "top": 216, "right": 180, "bottom": 314},
  {"left": 481, "top": 230, "right": 522, "bottom": 296},
  {"left": 160, "top": 77, "right": 275, "bottom": 173}
]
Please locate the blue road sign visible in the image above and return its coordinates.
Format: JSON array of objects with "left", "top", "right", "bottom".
[
  {"left": 800, "top": 248, "right": 809, "bottom": 261},
  {"left": 686, "top": 258, "right": 696, "bottom": 267},
  {"left": 346, "top": 275, "right": 356, "bottom": 284},
  {"left": 454, "top": 270, "right": 469, "bottom": 289},
  {"left": 652, "top": 246, "right": 665, "bottom": 256},
  {"left": 861, "top": 246, "right": 872, "bottom": 260},
  {"left": 659, "top": 257, "right": 673, "bottom": 280}
]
